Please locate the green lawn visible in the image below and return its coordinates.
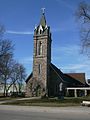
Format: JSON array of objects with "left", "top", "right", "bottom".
[
  {"left": 0, "top": 97, "right": 13, "bottom": 101},
  {"left": 2, "top": 96, "right": 90, "bottom": 107},
  {"left": 0, "top": 97, "right": 22, "bottom": 101}
]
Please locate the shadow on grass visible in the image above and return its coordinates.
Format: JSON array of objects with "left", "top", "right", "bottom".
[{"left": 2, "top": 96, "right": 90, "bottom": 107}]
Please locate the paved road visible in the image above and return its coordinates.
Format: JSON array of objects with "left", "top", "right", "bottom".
[{"left": 0, "top": 105, "right": 90, "bottom": 120}]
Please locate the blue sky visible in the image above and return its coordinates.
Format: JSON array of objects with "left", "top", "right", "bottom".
[{"left": 0, "top": 0, "right": 90, "bottom": 79}]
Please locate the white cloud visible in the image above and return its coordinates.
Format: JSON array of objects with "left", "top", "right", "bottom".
[
  {"left": 52, "top": 26, "right": 78, "bottom": 33},
  {"left": 52, "top": 45, "right": 80, "bottom": 57},
  {"left": 6, "top": 30, "right": 33, "bottom": 35},
  {"left": 19, "top": 57, "right": 33, "bottom": 65},
  {"left": 62, "top": 64, "right": 88, "bottom": 70}
]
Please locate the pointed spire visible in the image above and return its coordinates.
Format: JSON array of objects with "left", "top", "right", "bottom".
[{"left": 40, "top": 8, "right": 46, "bottom": 27}]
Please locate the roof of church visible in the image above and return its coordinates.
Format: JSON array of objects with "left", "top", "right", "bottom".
[
  {"left": 26, "top": 72, "right": 32, "bottom": 83},
  {"left": 40, "top": 12, "right": 46, "bottom": 27},
  {"left": 50, "top": 63, "right": 85, "bottom": 86},
  {"left": 64, "top": 73, "right": 86, "bottom": 84},
  {"left": 34, "top": 10, "right": 48, "bottom": 34}
]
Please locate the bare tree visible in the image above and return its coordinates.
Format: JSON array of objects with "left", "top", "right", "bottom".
[
  {"left": 0, "top": 54, "right": 14, "bottom": 96},
  {"left": 75, "top": 1, "right": 90, "bottom": 56},
  {"left": 7, "top": 62, "right": 26, "bottom": 94},
  {"left": 0, "top": 25, "right": 26, "bottom": 97},
  {"left": 16, "top": 63, "right": 26, "bottom": 93},
  {"left": 0, "top": 26, "right": 14, "bottom": 96},
  {"left": 0, "top": 40, "right": 13, "bottom": 59},
  {"left": 0, "top": 25, "right": 5, "bottom": 39},
  {"left": 6, "top": 61, "right": 18, "bottom": 94}
]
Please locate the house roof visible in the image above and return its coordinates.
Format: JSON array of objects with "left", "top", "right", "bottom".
[{"left": 64, "top": 73, "right": 86, "bottom": 84}]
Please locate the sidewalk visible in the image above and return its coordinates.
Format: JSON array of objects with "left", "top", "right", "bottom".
[{"left": 0, "top": 97, "right": 40, "bottom": 104}]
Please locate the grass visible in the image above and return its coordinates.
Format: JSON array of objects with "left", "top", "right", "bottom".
[
  {"left": 1, "top": 96, "right": 90, "bottom": 107},
  {"left": 0, "top": 97, "right": 14, "bottom": 101},
  {"left": 0, "top": 96, "right": 23, "bottom": 101}
]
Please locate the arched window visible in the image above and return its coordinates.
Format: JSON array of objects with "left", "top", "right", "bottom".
[
  {"left": 40, "top": 30, "right": 42, "bottom": 34},
  {"left": 38, "top": 41, "right": 42, "bottom": 55},
  {"left": 38, "top": 64, "right": 41, "bottom": 75}
]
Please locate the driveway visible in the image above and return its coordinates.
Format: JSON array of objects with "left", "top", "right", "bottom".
[{"left": 0, "top": 105, "right": 90, "bottom": 120}]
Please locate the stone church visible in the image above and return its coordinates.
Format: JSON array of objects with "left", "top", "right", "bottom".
[{"left": 25, "top": 10, "right": 87, "bottom": 97}]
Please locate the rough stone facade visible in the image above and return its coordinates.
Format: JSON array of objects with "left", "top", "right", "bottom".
[
  {"left": 25, "top": 76, "right": 33, "bottom": 97},
  {"left": 26, "top": 12, "right": 52, "bottom": 97}
]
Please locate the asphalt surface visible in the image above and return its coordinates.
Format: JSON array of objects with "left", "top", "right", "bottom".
[{"left": 0, "top": 105, "right": 90, "bottom": 120}]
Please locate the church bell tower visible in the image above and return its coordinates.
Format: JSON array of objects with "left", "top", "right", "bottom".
[{"left": 33, "top": 9, "right": 52, "bottom": 95}]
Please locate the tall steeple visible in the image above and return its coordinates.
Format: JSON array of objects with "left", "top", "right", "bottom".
[
  {"left": 33, "top": 9, "right": 52, "bottom": 96},
  {"left": 34, "top": 8, "right": 48, "bottom": 35},
  {"left": 39, "top": 8, "right": 46, "bottom": 28}
]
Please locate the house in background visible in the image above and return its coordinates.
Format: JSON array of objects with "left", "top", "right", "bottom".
[
  {"left": 25, "top": 10, "right": 89, "bottom": 98},
  {"left": 0, "top": 82, "right": 26, "bottom": 96},
  {"left": 0, "top": 81, "right": 4, "bottom": 96},
  {"left": 64, "top": 73, "right": 86, "bottom": 86}
]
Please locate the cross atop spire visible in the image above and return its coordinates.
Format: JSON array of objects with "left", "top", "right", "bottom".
[{"left": 41, "top": 8, "right": 45, "bottom": 14}]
